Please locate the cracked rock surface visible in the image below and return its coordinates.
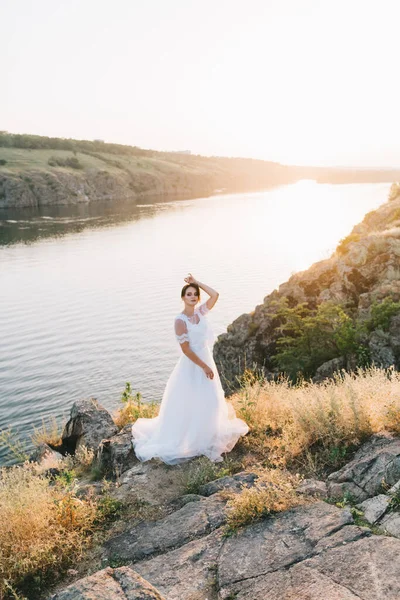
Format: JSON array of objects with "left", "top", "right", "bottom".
[
  {"left": 104, "top": 495, "right": 227, "bottom": 562},
  {"left": 50, "top": 434, "right": 400, "bottom": 599},
  {"left": 327, "top": 433, "right": 400, "bottom": 501},
  {"left": 49, "top": 566, "right": 165, "bottom": 599},
  {"left": 130, "top": 499, "right": 400, "bottom": 600}
]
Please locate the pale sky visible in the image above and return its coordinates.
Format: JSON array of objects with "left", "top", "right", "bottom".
[{"left": 2, "top": 0, "right": 400, "bottom": 167}]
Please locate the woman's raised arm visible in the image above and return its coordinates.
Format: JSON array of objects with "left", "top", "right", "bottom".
[{"left": 184, "top": 273, "right": 219, "bottom": 311}]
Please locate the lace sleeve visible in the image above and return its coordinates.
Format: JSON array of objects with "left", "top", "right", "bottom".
[
  {"left": 174, "top": 317, "right": 189, "bottom": 345},
  {"left": 198, "top": 301, "right": 210, "bottom": 316}
]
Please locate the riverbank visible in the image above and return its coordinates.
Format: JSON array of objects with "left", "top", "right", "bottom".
[
  {"left": 0, "top": 146, "right": 295, "bottom": 209},
  {"left": 1, "top": 133, "right": 400, "bottom": 208}
]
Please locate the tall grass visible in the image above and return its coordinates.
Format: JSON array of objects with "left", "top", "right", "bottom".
[
  {"left": 0, "top": 464, "right": 99, "bottom": 599},
  {"left": 231, "top": 366, "right": 400, "bottom": 474},
  {"left": 31, "top": 414, "right": 66, "bottom": 448}
]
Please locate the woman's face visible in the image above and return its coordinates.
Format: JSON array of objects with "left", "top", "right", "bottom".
[{"left": 183, "top": 286, "right": 199, "bottom": 306}]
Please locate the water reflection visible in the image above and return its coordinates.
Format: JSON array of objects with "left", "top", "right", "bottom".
[{"left": 0, "top": 193, "right": 209, "bottom": 246}]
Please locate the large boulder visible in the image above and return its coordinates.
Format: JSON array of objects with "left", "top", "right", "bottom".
[
  {"left": 48, "top": 566, "right": 165, "bottom": 599},
  {"left": 96, "top": 424, "right": 138, "bottom": 477},
  {"left": 312, "top": 357, "right": 345, "bottom": 383},
  {"left": 61, "top": 398, "right": 118, "bottom": 454}
]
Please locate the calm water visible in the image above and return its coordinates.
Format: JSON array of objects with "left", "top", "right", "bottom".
[{"left": 0, "top": 181, "right": 392, "bottom": 464}]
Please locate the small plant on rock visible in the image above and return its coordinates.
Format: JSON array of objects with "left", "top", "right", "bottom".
[
  {"left": 181, "top": 456, "right": 236, "bottom": 495},
  {"left": 224, "top": 468, "right": 303, "bottom": 532},
  {"left": 114, "top": 382, "right": 159, "bottom": 428}
]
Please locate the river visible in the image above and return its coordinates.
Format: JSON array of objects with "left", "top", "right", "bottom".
[{"left": 0, "top": 180, "right": 393, "bottom": 464}]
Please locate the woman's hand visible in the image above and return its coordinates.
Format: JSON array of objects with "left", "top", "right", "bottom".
[
  {"left": 203, "top": 365, "right": 214, "bottom": 380},
  {"left": 184, "top": 273, "right": 198, "bottom": 285}
]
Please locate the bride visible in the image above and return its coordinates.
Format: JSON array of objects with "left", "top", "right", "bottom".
[{"left": 131, "top": 273, "right": 249, "bottom": 464}]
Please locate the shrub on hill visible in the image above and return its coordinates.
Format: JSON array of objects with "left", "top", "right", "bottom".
[{"left": 48, "top": 156, "right": 83, "bottom": 169}]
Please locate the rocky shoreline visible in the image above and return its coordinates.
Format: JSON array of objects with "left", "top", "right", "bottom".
[
  {"left": 34, "top": 398, "right": 400, "bottom": 600},
  {"left": 214, "top": 183, "right": 400, "bottom": 391}
]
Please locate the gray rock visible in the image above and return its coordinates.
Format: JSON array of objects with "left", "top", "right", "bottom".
[
  {"left": 170, "top": 494, "right": 203, "bottom": 510},
  {"left": 220, "top": 563, "right": 363, "bottom": 599},
  {"left": 96, "top": 424, "right": 137, "bottom": 477},
  {"left": 357, "top": 494, "right": 391, "bottom": 524},
  {"left": 217, "top": 502, "right": 355, "bottom": 589},
  {"left": 217, "top": 501, "right": 400, "bottom": 600},
  {"left": 302, "top": 536, "right": 400, "bottom": 600},
  {"left": 48, "top": 566, "right": 165, "bottom": 599},
  {"left": 389, "top": 314, "right": 400, "bottom": 361},
  {"left": 29, "top": 442, "right": 62, "bottom": 465},
  {"left": 222, "top": 536, "right": 400, "bottom": 600},
  {"left": 296, "top": 478, "right": 328, "bottom": 498},
  {"left": 327, "top": 433, "right": 400, "bottom": 501},
  {"left": 369, "top": 330, "right": 396, "bottom": 367},
  {"left": 135, "top": 529, "right": 224, "bottom": 600},
  {"left": 380, "top": 511, "right": 400, "bottom": 537},
  {"left": 105, "top": 494, "right": 226, "bottom": 563},
  {"left": 133, "top": 500, "right": 379, "bottom": 600},
  {"left": 313, "top": 357, "right": 345, "bottom": 383},
  {"left": 198, "top": 471, "right": 258, "bottom": 496},
  {"left": 114, "top": 461, "right": 187, "bottom": 506},
  {"left": 61, "top": 398, "right": 118, "bottom": 454}
]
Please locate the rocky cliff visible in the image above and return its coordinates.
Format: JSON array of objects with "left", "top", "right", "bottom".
[{"left": 214, "top": 183, "right": 400, "bottom": 390}]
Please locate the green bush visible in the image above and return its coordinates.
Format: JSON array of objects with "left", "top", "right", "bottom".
[
  {"left": 48, "top": 156, "right": 83, "bottom": 169},
  {"left": 366, "top": 297, "right": 400, "bottom": 332},
  {"left": 269, "top": 298, "right": 368, "bottom": 381}
]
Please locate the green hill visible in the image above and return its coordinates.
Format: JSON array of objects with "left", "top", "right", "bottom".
[{"left": 1, "top": 132, "right": 400, "bottom": 208}]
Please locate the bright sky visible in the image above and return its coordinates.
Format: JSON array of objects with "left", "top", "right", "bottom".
[{"left": 2, "top": 0, "right": 400, "bottom": 167}]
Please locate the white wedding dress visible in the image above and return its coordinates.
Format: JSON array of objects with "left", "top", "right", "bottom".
[{"left": 131, "top": 301, "right": 249, "bottom": 464}]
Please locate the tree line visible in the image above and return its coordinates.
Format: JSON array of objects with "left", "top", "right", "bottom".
[{"left": 0, "top": 131, "right": 151, "bottom": 157}]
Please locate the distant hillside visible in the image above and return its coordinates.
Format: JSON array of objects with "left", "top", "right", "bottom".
[{"left": 0, "top": 132, "right": 400, "bottom": 208}]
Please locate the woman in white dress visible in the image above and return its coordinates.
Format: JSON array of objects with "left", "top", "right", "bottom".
[{"left": 131, "top": 273, "right": 249, "bottom": 465}]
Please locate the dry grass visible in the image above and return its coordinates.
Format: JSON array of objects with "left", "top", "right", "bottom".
[
  {"left": 231, "top": 366, "right": 400, "bottom": 475},
  {"left": 224, "top": 468, "right": 303, "bottom": 531},
  {"left": 113, "top": 385, "right": 159, "bottom": 429},
  {"left": 0, "top": 464, "right": 99, "bottom": 599},
  {"left": 30, "top": 414, "right": 66, "bottom": 448}
]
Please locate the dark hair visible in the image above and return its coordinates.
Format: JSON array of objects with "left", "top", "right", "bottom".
[{"left": 181, "top": 283, "right": 201, "bottom": 300}]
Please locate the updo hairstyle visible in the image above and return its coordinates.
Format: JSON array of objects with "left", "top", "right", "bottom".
[{"left": 181, "top": 283, "right": 201, "bottom": 301}]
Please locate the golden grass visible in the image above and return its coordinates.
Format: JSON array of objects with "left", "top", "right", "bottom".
[
  {"left": 0, "top": 464, "right": 98, "bottom": 599},
  {"left": 30, "top": 414, "right": 66, "bottom": 449},
  {"left": 231, "top": 366, "right": 400, "bottom": 474},
  {"left": 113, "top": 388, "right": 159, "bottom": 429},
  {"left": 224, "top": 468, "right": 303, "bottom": 531}
]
